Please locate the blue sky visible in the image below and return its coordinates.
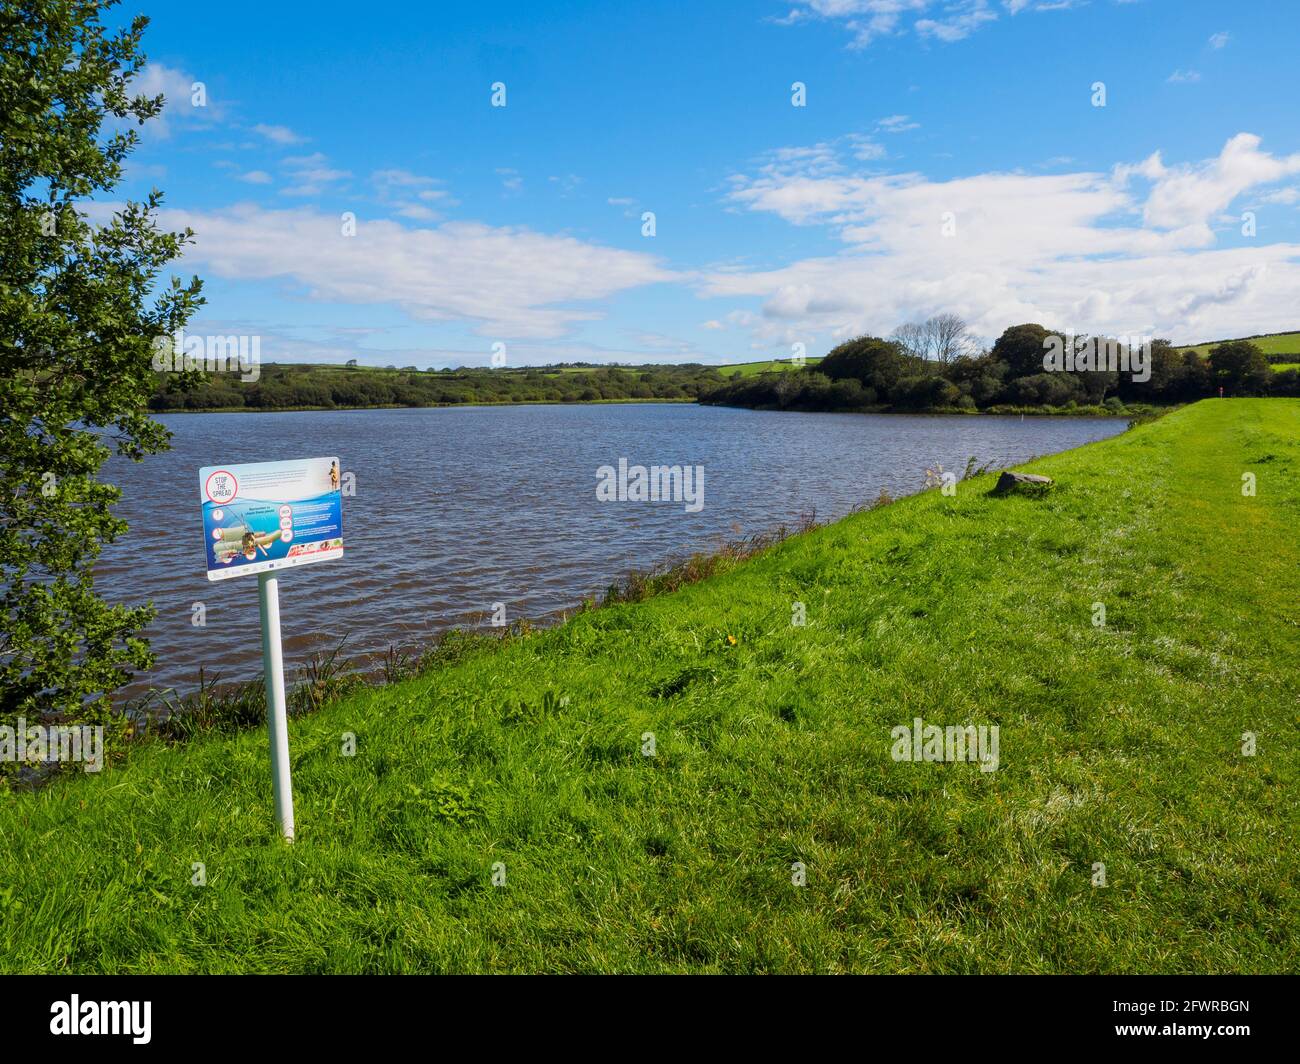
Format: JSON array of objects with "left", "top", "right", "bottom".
[{"left": 110, "top": 0, "right": 1300, "bottom": 367}]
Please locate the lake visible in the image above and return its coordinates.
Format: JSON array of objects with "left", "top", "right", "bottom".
[{"left": 98, "top": 403, "right": 1126, "bottom": 698}]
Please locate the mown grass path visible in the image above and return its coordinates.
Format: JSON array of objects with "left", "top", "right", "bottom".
[{"left": 1, "top": 399, "right": 1295, "bottom": 973}]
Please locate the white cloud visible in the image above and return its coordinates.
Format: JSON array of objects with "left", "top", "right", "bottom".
[
  {"left": 1256, "top": 187, "right": 1300, "bottom": 206},
  {"left": 1209, "top": 31, "right": 1231, "bottom": 49},
  {"left": 277, "top": 152, "right": 351, "bottom": 197},
  {"left": 916, "top": 0, "right": 996, "bottom": 42},
  {"left": 709, "top": 133, "right": 1300, "bottom": 344},
  {"left": 877, "top": 114, "right": 920, "bottom": 133},
  {"left": 775, "top": 0, "right": 1081, "bottom": 47},
  {"left": 371, "top": 168, "right": 450, "bottom": 218},
  {"left": 156, "top": 205, "right": 678, "bottom": 339},
  {"left": 849, "top": 135, "right": 888, "bottom": 160},
  {"left": 129, "top": 63, "right": 217, "bottom": 136},
  {"left": 237, "top": 170, "right": 273, "bottom": 184},
  {"left": 1167, "top": 69, "right": 1202, "bottom": 84},
  {"left": 253, "top": 123, "right": 307, "bottom": 145},
  {"left": 395, "top": 204, "right": 440, "bottom": 220},
  {"left": 1127, "top": 134, "right": 1300, "bottom": 232}
]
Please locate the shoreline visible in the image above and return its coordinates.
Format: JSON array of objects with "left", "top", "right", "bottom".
[{"left": 151, "top": 396, "right": 1144, "bottom": 418}]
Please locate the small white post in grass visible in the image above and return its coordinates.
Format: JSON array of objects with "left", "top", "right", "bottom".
[
  {"left": 199, "top": 458, "right": 345, "bottom": 841},
  {"left": 258, "top": 571, "right": 294, "bottom": 841}
]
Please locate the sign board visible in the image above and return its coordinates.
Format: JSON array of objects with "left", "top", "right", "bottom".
[{"left": 199, "top": 458, "right": 343, "bottom": 582}]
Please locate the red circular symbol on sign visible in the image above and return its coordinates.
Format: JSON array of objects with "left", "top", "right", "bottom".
[{"left": 205, "top": 469, "right": 239, "bottom": 504}]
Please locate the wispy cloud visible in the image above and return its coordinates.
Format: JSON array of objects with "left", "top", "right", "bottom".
[
  {"left": 371, "top": 168, "right": 451, "bottom": 218},
  {"left": 279, "top": 152, "right": 351, "bottom": 197},
  {"left": 877, "top": 114, "right": 920, "bottom": 134},
  {"left": 497, "top": 167, "right": 523, "bottom": 194},
  {"left": 252, "top": 123, "right": 308, "bottom": 145},
  {"left": 773, "top": 0, "right": 1083, "bottom": 48}
]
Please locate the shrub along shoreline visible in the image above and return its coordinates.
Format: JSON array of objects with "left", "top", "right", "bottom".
[{"left": 0, "top": 399, "right": 1295, "bottom": 973}]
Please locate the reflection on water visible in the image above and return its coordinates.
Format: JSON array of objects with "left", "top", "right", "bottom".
[{"left": 98, "top": 403, "right": 1125, "bottom": 696}]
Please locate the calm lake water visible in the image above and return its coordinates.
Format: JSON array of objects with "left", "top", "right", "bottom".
[{"left": 99, "top": 403, "right": 1125, "bottom": 697}]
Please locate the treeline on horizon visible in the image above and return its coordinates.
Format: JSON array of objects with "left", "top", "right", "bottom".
[
  {"left": 700, "top": 323, "right": 1300, "bottom": 415},
  {"left": 149, "top": 361, "right": 728, "bottom": 411},
  {"left": 150, "top": 327, "right": 1300, "bottom": 415}
]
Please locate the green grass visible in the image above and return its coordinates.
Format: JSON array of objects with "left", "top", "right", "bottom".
[
  {"left": 719, "top": 356, "right": 824, "bottom": 377},
  {"left": 1178, "top": 330, "right": 1300, "bottom": 359},
  {"left": 2, "top": 400, "right": 1297, "bottom": 973}
]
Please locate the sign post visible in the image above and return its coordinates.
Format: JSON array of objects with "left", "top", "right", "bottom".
[
  {"left": 199, "top": 457, "right": 345, "bottom": 841},
  {"left": 258, "top": 572, "right": 294, "bottom": 840}
]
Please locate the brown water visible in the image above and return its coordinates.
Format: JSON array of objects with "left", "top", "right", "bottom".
[{"left": 97, "top": 403, "right": 1125, "bottom": 697}]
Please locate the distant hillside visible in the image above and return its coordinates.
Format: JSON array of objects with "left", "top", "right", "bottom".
[
  {"left": 719, "top": 356, "right": 825, "bottom": 378},
  {"left": 1177, "top": 330, "right": 1300, "bottom": 366}
]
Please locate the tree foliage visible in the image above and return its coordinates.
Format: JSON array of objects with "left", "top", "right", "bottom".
[
  {"left": 703, "top": 325, "right": 1289, "bottom": 413},
  {"left": 1, "top": 0, "right": 203, "bottom": 732}
]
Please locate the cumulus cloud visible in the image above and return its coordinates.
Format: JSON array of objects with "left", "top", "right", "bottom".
[
  {"left": 710, "top": 133, "right": 1300, "bottom": 343},
  {"left": 1125, "top": 134, "right": 1300, "bottom": 233},
  {"left": 154, "top": 205, "right": 678, "bottom": 339}
]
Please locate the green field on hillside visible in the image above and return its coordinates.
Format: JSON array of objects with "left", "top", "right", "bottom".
[
  {"left": 1178, "top": 331, "right": 1300, "bottom": 360},
  {"left": 1, "top": 400, "right": 1296, "bottom": 973},
  {"left": 719, "top": 357, "right": 825, "bottom": 377}
]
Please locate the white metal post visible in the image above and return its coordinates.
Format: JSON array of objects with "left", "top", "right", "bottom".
[{"left": 258, "top": 571, "right": 295, "bottom": 841}]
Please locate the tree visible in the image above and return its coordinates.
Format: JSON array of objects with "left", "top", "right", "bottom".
[
  {"left": 818, "top": 335, "right": 918, "bottom": 396},
  {"left": 1208, "top": 340, "right": 1271, "bottom": 396},
  {"left": 892, "top": 314, "right": 976, "bottom": 365},
  {"left": 991, "top": 323, "right": 1058, "bottom": 380},
  {"left": 891, "top": 321, "right": 930, "bottom": 362},
  {"left": 1, "top": 1, "right": 203, "bottom": 736}
]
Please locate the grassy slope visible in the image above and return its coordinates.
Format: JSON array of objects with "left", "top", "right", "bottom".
[
  {"left": 1, "top": 400, "right": 1296, "bottom": 974},
  {"left": 1178, "top": 330, "right": 1300, "bottom": 359},
  {"left": 720, "top": 357, "right": 824, "bottom": 377}
]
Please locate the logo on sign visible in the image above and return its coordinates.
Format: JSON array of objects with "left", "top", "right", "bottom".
[{"left": 205, "top": 470, "right": 238, "bottom": 504}]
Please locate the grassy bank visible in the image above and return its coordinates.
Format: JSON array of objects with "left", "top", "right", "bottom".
[{"left": 1, "top": 400, "right": 1296, "bottom": 973}]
